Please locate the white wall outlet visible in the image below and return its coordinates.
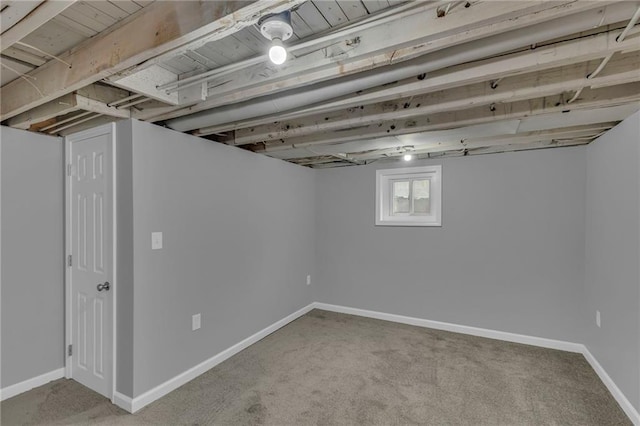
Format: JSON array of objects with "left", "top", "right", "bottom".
[
  {"left": 596, "top": 310, "right": 601, "bottom": 328},
  {"left": 306, "top": 275, "right": 311, "bottom": 285},
  {"left": 151, "top": 232, "right": 163, "bottom": 250},
  {"left": 192, "top": 313, "right": 201, "bottom": 331}
]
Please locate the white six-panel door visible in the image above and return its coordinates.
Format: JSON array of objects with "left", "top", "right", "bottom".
[{"left": 66, "top": 124, "right": 114, "bottom": 399}]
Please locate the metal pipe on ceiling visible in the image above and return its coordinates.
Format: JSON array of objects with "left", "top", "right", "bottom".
[
  {"left": 165, "top": 2, "right": 639, "bottom": 133},
  {"left": 107, "top": 93, "right": 144, "bottom": 107},
  {"left": 115, "top": 97, "right": 150, "bottom": 109}
]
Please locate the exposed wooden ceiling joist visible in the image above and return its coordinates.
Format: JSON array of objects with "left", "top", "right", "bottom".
[
  {"left": 2, "top": 1, "right": 639, "bottom": 168},
  {"left": 5, "top": 92, "right": 79, "bottom": 130},
  {"left": 229, "top": 52, "right": 640, "bottom": 145},
  {"left": 106, "top": 0, "right": 308, "bottom": 105},
  {"left": 0, "top": 1, "right": 76, "bottom": 51},
  {"left": 141, "top": 0, "right": 614, "bottom": 123},
  {"left": 253, "top": 83, "right": 640, "bottom": 153},
  {"left": 1, "top": 1, "right": 43, "bottom": 34},
  {"left": 287, "top": 121, "right": 620, "bottom": 166},
  {"left": 351, "top": 124, "right": 615, "bottom": 159},
  {"left": 196, "top": 26, "right": 640, "bottom": 137},
  {"left": 1, "top": 45, "right": 47, "bottom": 67},
  {"left": 0, "top": 0, "right": 303, "bottom": 121},
  {"left": 116, "top": 1, "right": 308, "bottom": 77},
  {"left": 6, "top": 83, "right": 131, "bottom": 129}
]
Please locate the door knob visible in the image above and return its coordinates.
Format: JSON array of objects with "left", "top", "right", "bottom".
[{"left": 97, "top": 282, "right": 110, "bottom": 292}]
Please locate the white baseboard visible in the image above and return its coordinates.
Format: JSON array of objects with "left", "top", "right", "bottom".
[
  {"left": 582, "top": 347, "right": 640, "bottom": 425},
  {"left": 113, "top": 391, "right": 133, "bottom": 413},
  {"left": 314, "top": 302, "right": 640, "bottom": 425},
  {"left": 7, "top": 303, "right": 636, "bottom": 426},
  {"left": 314, "top": 303, "right": 584, "bottom": 353},
  {"left": 0, "top": 368, "right": 65, "bottom": 401},
  {"left": 124, "top": 303, "right": 316, "bottom": 413}
]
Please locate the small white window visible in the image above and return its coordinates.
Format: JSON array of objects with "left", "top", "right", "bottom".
[{"left": 376, "top": 165, "right": 441, "bottom": 226}]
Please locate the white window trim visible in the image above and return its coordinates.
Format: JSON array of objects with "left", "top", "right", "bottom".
[{"left": 375, "top": 165, "right": 442, "bottom": 227}]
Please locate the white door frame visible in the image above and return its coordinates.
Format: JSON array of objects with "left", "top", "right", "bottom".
[{"left": 64, "top": 123, "right": 118, "bottom": 403}]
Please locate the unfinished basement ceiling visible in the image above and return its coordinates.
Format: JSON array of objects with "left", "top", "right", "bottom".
[{"left": 1, "top": 0, "right": 639, "bottom": 167}]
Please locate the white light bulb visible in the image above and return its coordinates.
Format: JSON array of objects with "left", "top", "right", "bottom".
[
  {"left": 403, "top": 154, "right": 413, "bottom": 161},
  {"left": 269, "top": 39, "right": 287, "bottom": 65}
]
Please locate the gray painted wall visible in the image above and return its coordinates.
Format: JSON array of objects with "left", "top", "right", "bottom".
[
  {"left": 115, "top": 120, "right": 135, "bottom": 397},
  {"left": 584, "top": 111, "right": 640, "bottom": 411},
  {"left": 128, "top": 120, "right": 316, "bottom": 397},
  {"left": 0, "top": 126, "right": 64, "bottom": 388},
  {"left": 315, "top": 147, "right": 587, "bottom": 343},
  {"left": 1, "top": 114, "right": 637, "bottom": 417}
]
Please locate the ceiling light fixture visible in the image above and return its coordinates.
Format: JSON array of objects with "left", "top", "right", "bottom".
[
  {"left": 259, "top": 11, "right": 293, "bottom": 65},
  {"left": 402, "top": 146, "right": 415, "bottom": 161},
  {"left": 269, "top": 38, "right": 287, "bottom": 65}
]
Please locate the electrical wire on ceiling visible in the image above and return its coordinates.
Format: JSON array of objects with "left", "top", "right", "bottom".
[{"left": 567, "top": 5, "right": 640, "bottom": 104}]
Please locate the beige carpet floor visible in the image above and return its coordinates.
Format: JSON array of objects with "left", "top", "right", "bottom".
[{"left": 0, "top": 309, "right": 631, "bottom": 425}]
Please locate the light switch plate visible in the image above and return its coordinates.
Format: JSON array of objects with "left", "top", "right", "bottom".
[
  {"left": 151, "top": 232, "right": 163, "bottom": 250},
  {"left": 192, "top": 313, "right": 201, "bottom": 331},
  {"left": 306, "top": 275, "right": 311, "bottom": 285}
]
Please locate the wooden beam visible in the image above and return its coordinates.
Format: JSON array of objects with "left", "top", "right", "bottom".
[
  {"left": 5, "top": 92, "right": 78, "bottom": 129},
  {"left": 75, "top": 84, "right": 131, "bottom": 105},
  {"left": 461, "top": 126, "right": 609, "bottom": 149},
  {"left": 109, "top": 64, "right": 208, "bottom": 106},
  {"left": 117, "top": 1, "right": 307, "bottom": 76},
  {"left": 74, "top": 95, "right": 130, "bottom": 118},
  {"left": 300, "top": 138, "right": 595, "bottom": 166},
  {"left": 289, "top": 124, "right": 614, "bottom": 165},
  {"left": 0, "top": 1, "right": 76, "bottom": 51},
  {"left": 1, "top": 1, "right": 44, "bottom": 35},
  {"left": 266, "top": 111, "right": 629, "bottom": 160},
  {"left": 467, "top": 139, "right": 590, "bottom": 155},
  {"left": 195, "top": 28, "right": 640, "bottom": 136},
  {"left": 231, "top": 53, "right": 640, "bottom": 145},
  {"left": 1, "top": 45, "right": 47, "bottom": 67},
  {"left": 349, "top": 124, "right": 615, "bottom": 161},
  {"left": 279, "top": 28, "right": 640, "bottom": 124},
  {"left": 144, "top": 0, "right": 616, "bottom": 123},
  {"left": 255, "top": 83, "right": 640, "bottom": 153},
  {"left": 6, "top": 84, "right": 130, "bottom": 129},
  {"left": 0, "top": 0, "right": 302, "bottom": 121}
]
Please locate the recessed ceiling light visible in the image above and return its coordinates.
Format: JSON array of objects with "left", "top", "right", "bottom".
[{"left": 403, "top": 154, "right": 413, "bottom": 161}]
